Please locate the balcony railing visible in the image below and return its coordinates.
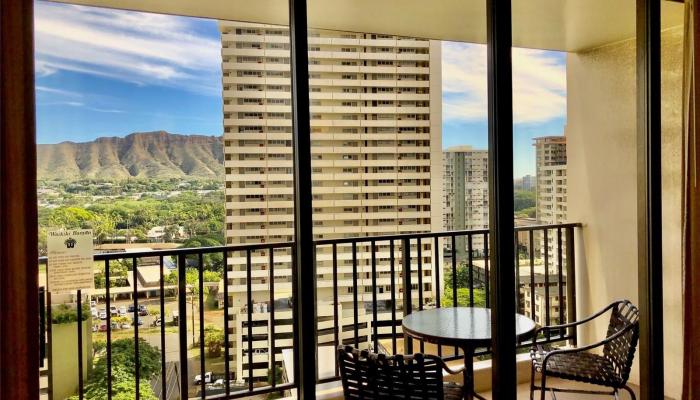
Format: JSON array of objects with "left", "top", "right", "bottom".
[{"left": 39, "top": 222, "right": 579, "bottom": 399}]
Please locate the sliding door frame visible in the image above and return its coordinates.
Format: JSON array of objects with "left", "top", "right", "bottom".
[
  {"left": 486, "top": 0, "right": 517, "bottom": 398},
  {"left": 0, "top": 0, "right": 40, "bottom": 399},
  {"left": 636, "top": 0, "right": 664, "bottom": 399}
]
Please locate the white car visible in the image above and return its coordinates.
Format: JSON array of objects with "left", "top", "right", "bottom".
[
  {"left": 118, "top": 306, "right": 127, "bottom": 316},
  {"left": 91, "top": 307, "right": 98, "bottom": 318},
  {"left": 98, "top": 310, "right": 107, "bottom": 320},
  {"left": 194, "top": 372, "right": 212, "bottom": 385}
]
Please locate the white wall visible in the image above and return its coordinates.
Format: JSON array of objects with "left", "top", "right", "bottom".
[{"left": 567, "top": 26, "right": 684, "bottom": 399}]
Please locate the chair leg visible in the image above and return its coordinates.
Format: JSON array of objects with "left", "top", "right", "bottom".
[
  {"left": 623, "top": 385, "right": 637, "bottom": 400},
  {"left": 540, "top": 373, "right": 547, "bottom": 400},
  {"left": 529, "top": 365, "right": 535, "bottom": 400}
]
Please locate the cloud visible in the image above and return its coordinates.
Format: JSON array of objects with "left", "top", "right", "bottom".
[
  {"left": 442, "top": 42, "right": 566, "bottom": 125},
  {"left": 34, "top": 2, "right": 222, "bottom": 96},
  {"left": 36, "top": 85, "right": 83, "bottom": 98},
  {"left": 37, "top": 100, "right": 124, "bottom": 113}
]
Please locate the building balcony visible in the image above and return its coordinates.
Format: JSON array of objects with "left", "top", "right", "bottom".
[{"left": 39, "top": 223, "right": 580, "bottom": 399}]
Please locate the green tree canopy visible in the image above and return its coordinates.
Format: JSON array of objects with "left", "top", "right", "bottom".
[
  {"left": 441, "top": 288, "right": 487, "bottom": 307},
  {"left": 203, "top": 325, "right": 225, "bottom": 357},
  {"left": 514, "top": 190, "right": 536, "bottom": 212},
  {"left": 68, "top": 338, "right": 161, "bottom": 400}
]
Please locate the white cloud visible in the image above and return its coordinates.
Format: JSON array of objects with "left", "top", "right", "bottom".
[
  {"left": 37, "top": 99, "right": 124, "bottom": 113},
  {"left": 34, "top": 2, "right": 221, "bottom": 96},
  {"left": 442, "top": 42, "right": 566, "bottom": 124},
  {"left": 36, "top": 85, "right": 83, "bottom": 98}
]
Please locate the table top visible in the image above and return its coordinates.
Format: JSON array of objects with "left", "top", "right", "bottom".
[{"left": 402, "top": 307, "right": 537, "bottom": 348}]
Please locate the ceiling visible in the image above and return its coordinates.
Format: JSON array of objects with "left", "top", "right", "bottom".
[{"left": 51, "top": 0, "right": 685, "bottom": 52}]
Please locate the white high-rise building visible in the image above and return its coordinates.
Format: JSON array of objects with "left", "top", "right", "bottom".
[
  {"left": 534, "top": 136, "right": 568, "bottom": 261},
  {"left": 442, "top": 146, "right": 488, "bottom": 255},
  {"left": 220, "top": 21, "right": 442, "bottom": 382},
  {"left": 534, "top": 136, "right": 567, "bottom": 224}
]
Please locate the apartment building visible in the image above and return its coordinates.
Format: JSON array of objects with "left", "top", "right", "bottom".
[
  {"left": 522, "top": 287, "right": 566, "bottom": 326},
  {"left": 515, "top": 174, "right": 536, "bottom": 192},
  {"left": 534, "top": 136, "right": 568, "bottom": 265},
  {"left": 442, "top": 146, "right": 488, "bottom": 256},
  {"left": 534, "top": 136, "right": 567, "bottom": 223},
  {"left": 220, "top": 21, "right": 442, "bottom": 382}
]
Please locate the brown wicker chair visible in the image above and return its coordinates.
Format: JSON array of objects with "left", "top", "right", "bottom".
[
  {"left": 337, "top": 345, "right": 465, "bottom": 399},
  {"left": 529, "top": 300, "right": 640, "bottom": 400}
]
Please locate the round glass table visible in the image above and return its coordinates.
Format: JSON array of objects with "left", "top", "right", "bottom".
[{"left": 402, "top": 307, "right": 536, "bottom": 400}]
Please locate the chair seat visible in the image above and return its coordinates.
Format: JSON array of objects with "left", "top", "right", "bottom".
[
  {"left": 443, "top": 382, "right": 464, "bottom": 400},
  {"left": 530, "top": 345, "right": 623, "bottom": 388}
]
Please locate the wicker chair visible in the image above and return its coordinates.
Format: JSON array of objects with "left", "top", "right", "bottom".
[
  {"left": 529, "top": 300, "right": 640, "bottom": 400},
  {"left": 337, "top": 345, "right": 465, "bottom": 399}
]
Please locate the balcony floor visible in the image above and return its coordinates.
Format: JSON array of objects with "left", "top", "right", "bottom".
[
  {"left": 480, "top": 379, "right": 640, "bottom": 399},
  {"left": 321, "top": 379, "right": 641, "bottom": 399}
]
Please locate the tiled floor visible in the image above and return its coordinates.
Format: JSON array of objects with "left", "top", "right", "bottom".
[
  {"left": 479, "top": 379, "right": 640, "bottom": 399},
  {"left": 315, "top": 378, "right": 640, "bottom": 399}
]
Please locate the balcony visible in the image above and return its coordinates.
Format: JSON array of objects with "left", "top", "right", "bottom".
[{"left": 38, "top": 223, "right": 579, "bottom": 399}]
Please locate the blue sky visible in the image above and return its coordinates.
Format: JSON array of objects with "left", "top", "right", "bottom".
[{"left": 34, "top": 2, "right": 566, "bottom": 177}]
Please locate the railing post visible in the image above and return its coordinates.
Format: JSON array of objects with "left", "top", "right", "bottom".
[
  {"left": 565, "top": 227, "right": 577, "bottom": 346},
  {"left": 402, "top": 237, "right": 413, "bottom": 354},
  {"left": 177, "top": 253, "right": 188, "bottom": 399}
]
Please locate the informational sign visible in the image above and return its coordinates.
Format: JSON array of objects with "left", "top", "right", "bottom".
[{"left": 47, "top": 229, "right": 94, "bottom": 293}]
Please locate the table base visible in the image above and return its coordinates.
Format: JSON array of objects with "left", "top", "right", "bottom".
[{"left": 462, "top": 346, "right": 486, "bottom": 400}]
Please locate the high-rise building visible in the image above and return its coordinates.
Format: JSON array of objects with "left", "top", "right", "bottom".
[
  {"left": 442, "top": 146, "right": 488, "bottom": 256},
  {"left": 534, "top": 136, "right": 567, "bottom": 224},
  {"left": 220, "top": 21, "right": 442, "bottom": 382},
  {"left": 533, "top": 136, "right": 568, "bottom": 261},
  {"left": 520, "top": 174, "right": 536, "bottom": 192}
]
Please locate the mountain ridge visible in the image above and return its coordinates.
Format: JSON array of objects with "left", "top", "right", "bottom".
[{"left": 37, "top": 131, "right": 224, "bottom": 180}]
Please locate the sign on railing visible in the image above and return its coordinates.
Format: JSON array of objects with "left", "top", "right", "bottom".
[{"left": 46, "top": 229, "right": 94, "bottom": 293}]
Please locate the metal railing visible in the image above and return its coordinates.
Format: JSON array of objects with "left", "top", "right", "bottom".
[
  {"left": 314, "top": 222, "right": 579, "bottom": 384},
  {"left": 39, "top": 222, "right": 579, "bottom": 399}
]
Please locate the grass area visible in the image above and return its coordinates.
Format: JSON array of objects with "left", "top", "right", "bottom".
[{"left": 93, "top": 325, "right": 179, "bottom": 340}]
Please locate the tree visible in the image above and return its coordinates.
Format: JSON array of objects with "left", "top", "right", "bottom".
[
  {"left": 203, "top": 325, "right": 225, "bottom": 357},
  {"left": 68, "top": 338, "right": 161, "bottom": 400},
  {"left": 443, "top": 261, "right": 470, "bottom": 289},
  {"left": 514, "top": 190, "right": 536, "bottom": 212},
  {"left": 180, "top": 234, "right": 225, "bottom": 273},
  {"left": 112, "top": 316, "right": 130, "bottom": 326},
  {"left": 441, "top": 288, "right": 487, "bottom": 307},
  {"left": 518, "top": 206, "right": 536, "bottom": 218},
  {"left": 266, "top": 366, "right": 285, "bottom": 399}
]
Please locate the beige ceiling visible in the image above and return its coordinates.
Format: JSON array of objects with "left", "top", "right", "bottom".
[{"left": 51, "top": 0, "right": 684, "bottom": 52}]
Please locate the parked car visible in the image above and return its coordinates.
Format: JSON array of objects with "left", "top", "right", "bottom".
[
  {"left": 99, "top": 309, "right": 107, "bottom": 320},
  {"left": 138, "top": 305, "right": 148, "bottom": 316},
  {"left": 118, "top": 306, "right": 127, "bottom": 316},
  {"left": 128, "top": 305, "right": 135, "bottom": 313},
  {"left": 90, "top": 300, "right": 97, "bottom": 308},
  {"left": 98, "top": 323, "right": 108, "bottom": 332},
  {"left": 194, "top": 372, "right": 212, "bottom": 385},
  {"left": 91, "top": 307, "right": 98, "bottom": 318},
  {"left": 212, "top": 379, "right": 225, "bottom": 387},
  {"left": 120, "top": 323, "right": 131, "bottom": 329},
  {"left": 109, "top": 306, "right": 119, "bottom": 316}
]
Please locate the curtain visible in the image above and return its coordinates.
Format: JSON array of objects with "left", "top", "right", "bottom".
[{"left": 682, "top": 1, "right": 700, "bottom": 398}]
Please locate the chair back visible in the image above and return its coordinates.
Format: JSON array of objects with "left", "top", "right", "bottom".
[
  {"left": 337, "top": 345, "right": 446, "bottom": 399},
  {"left": 602, "top": 300, "right": 640, "bottom": 385}
]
